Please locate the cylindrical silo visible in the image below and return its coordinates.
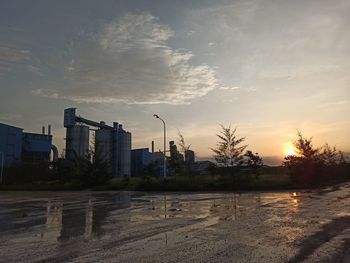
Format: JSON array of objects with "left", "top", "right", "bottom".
[
  {"left": 66, "top": 125, "right": 89, "bottom": 159},
  {"left": 119, "top": 131, "right": 131, "bottom": 177},
  {"left": 95, "top": 129, "right": 112, "bottom": 167}
]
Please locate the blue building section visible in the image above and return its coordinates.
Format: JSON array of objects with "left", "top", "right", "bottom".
[
  {"left": 22, "top": 132, "right": 52, "bottom": 161},
  {"left": 131, "top": 148, "right": 154, "bottom": 176},
  {"left": 0, "top": 123, "right": 23, "bottom": 166}
]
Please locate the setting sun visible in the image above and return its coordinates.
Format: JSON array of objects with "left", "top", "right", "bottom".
[
  {"left": 287, "top": 148, "right": 296, "bottom": 156},
  {"left": 283, "top": 142, "right": 297, "bottom": 156}
]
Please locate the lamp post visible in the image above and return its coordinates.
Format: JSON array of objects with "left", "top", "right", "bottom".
[
  {"left": 0, "top": 151, "right": 4, "bottom": 185},
  {"left": 153, "top": 114, "right": 166, "bottom": 179}
]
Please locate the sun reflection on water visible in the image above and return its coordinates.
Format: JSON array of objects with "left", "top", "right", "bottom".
[{"left": 290, "top": 192, "right": 300, "bottom": 212}]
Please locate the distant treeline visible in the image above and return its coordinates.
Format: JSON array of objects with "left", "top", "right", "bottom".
[{"left": 1, "top": 127, "right": 349, "bottom": 191}]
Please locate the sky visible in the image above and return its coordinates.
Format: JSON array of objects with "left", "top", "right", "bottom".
[{"left": 0, "top": 0, "right": 349, "bottom": 165}]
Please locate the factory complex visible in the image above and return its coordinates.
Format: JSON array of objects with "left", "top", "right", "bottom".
[
  {"left": 0, "top": 123, "right": 57, "bottom": 167},
  {"left": 0, "top": 108, "right": 209, "bottom": 178}
]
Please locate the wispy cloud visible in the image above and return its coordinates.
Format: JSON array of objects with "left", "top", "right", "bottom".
[
  {"left": 185, "top": 0, "right": 350, "bottom": 84},
  {"left": 0, "top": 113, "right": 22, "bottom": 122},
  {"left": 33, "top": 13, "right": 221, "bottom": 105},
  {"left": 0, "top": 46, "right": 30, "bottom": 62},
  {"left": 219, "top": 86, "right": 240, "bottom": 91},
  {"left": 319, "top": 100, "right": 348, "bottom": 107},
  {"left": 0, "top": 46, "right": 31, "bottom": 77}
]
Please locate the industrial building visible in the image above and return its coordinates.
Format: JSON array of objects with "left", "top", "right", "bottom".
[
  {"left": 185, "top": 150, "right": 195, "bottom": 163},
  {"left": 131, "top": 148, "right": 154, "bottom": 177},
  {"left": 0, "top": 123, "right": 57, "bottom": 167},
  {"left": 131, "top": 141, "right": 196, "bottom": 177},
  {"left": 22, "top": 125, "right": 53, "bottom": 162},
  {"left": 131, "top": 140, "right": 167, "bottom": 177},
  {"left": 64, "top": 108, "right": 131, "bottom": 177},
  {"left": 169, "top": 141, "right": 184, "bottom": 163},
  {"left": 0, "top": 123, "right": 23, "bottom": 166}
]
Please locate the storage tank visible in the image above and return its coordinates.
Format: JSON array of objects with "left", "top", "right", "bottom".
[
  {"left": 64, "top": 108, "right": 76, "bottom": 127},
  {"left": 65, "top": 125, "right": 89, "bottom": 159},
  {"left": 119, "top": 131, "right": 131, "bottom": 177},
  {"left": 111, "top": 126, "right": 131, "bottom": 177},
  {"left": 95, "top": 129, "right": 112, "bottom": 166}
]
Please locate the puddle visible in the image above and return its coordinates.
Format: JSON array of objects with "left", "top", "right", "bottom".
[{"left": 1, "top": 184, "right": 350, "bottom": 262}]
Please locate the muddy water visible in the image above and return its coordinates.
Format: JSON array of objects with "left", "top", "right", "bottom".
[{"left": 1, "top": 184, "right": 350, "bottom": 263}]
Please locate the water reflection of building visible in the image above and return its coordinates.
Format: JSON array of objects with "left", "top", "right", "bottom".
[
  {"left": 43, "top": 198, "right": 108, "bottom": 242},
  {"left": 85, "top": 200, "right": 93, "bottom": 239},
  {"left": 43, "top": 194, "right": 132, "bottom": 242},
  {"left": 44, "top": 201, "right": 62, "bottom": 242}
]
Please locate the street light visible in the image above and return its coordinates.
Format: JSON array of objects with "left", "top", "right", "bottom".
[
  {"left": 0, "top": 151, "right": 4, "bottom": 185},
  {"left": 153, "top": 114, "right": 166, "bottom": 178}
]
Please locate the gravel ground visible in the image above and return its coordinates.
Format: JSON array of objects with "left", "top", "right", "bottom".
[{"left": 1, "top": 183, "right": 350, "bottom": 263}]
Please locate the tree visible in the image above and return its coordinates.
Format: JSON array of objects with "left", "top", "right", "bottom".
[
  {"left": 320, "top": 143, "right": 345, "bottom": 166},
  {"left": 283, "top": 131, "right": 349, "bottom": 185},
  {"left": 283, "top": 131, "right": 321, "bottom": 184},
  {"left": 211, "top": 125, "right": 247, "bottom": 167},
  {"left": 243, "top": 150, "right": 264, "bottom": 176},
  {"left": 178, "top": 131, "right": 191, "bottom": 153},
  {"left": 177, "top": 131, "right": 191, "bottom": 175},
  {"left": 284, "top": 132, "right": 320, "bottom": 166},
  {"left": 294, "top": 131, "right": 320, "bottom": 159}
]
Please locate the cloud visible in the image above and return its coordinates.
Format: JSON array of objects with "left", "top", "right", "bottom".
[
  {"left": 319, "top": 100, "right": 348, "bottom": 109},
  {"left": 185, "top": 0, "right": 350, "bottom": 84},
  {"left": 0, "top": 46, "right": 31, "bottom": 62},
  {"left": 0, "top": 46, "right": 31, "bottom": 77},
  {"left": 219, "top": 86, "right": 240, "bottom": 91},
  {"left": 33, "top": 13, "right": 220, "bottom": 105},
  {"left": 0, "top": 113, "right": 22, "bottom": 122},
  {"left": 32, "top": 89, "right": 60, "bottom": 99}
]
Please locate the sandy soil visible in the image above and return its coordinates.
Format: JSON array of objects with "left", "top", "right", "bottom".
[{"left": 1, "top": 183, "right": 350, "bottom": 262}]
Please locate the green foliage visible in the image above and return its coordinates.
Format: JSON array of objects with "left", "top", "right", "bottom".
[
  {"left": 102, "top": 173, "right": 294, "bottom": 191},
  {"left": 243, "top": 150, "right": 264, "bottom": 178},
  {"left": 211, "top": 125, "right": 247, "bottom": 167},
  {"left": 283, "top": 131, "right": 349, "bottom": 186},
  {"left": 3, "top": 161, "right": 55, "bottom": 185},
  {"left": 2, "top": 145, "right": 112, "bottom": 188},
  {"left": 243, "top": 150, "right": 263, "bottom": 169},
  {"left": 69, "top": 148, "right": 112, "bottom": 187},
  {"left": 177, "top": 131, "right": 191, "bottom": 152}
]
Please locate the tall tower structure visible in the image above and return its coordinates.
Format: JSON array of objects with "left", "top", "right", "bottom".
[
  {"left": 112, "top": 123, "right": 131, "bottom": 177},
  {"left": 63, "top": 108, "right": 131, "bottom": 177},
  {"left": 64, "top": 108, "right": 89, "bottom": 159}
]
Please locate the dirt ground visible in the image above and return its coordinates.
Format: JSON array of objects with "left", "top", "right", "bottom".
[{"left": 1, "top": 183, "right": 350, "bottom": 263}]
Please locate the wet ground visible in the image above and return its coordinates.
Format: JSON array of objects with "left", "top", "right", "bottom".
[{"left": 1, "top": 183, "right": 350, "bottom": 263}]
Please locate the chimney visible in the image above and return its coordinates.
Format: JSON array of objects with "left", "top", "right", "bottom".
[
  {"left": 42, "top": 126, "right": 45, "bottom": 135},
  {"left": 151, "top": 141, "right": 154, "bottom": 153},
  {"left": 48, "top": 125, "right": 51, "bottom": 136}
]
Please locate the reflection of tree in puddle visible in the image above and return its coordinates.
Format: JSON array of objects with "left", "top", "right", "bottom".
[
  {"left": 146, "top": 193, "right": 266, "bottom": 222},
  {"left": 145, "top": 195, "right": 214, "bottom": 220},
  {"left": 209, "top": 194, "right": 238, "bottom": 221},
  {"left": 210, "top": 194, "right": 261, "bottom": 221}
]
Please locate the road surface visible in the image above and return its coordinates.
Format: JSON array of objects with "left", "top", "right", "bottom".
[{"left": 1, "top": 183, "right": 350, "bottom": 262}]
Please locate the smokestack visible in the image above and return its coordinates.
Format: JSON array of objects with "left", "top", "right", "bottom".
[
  {"left": 48, "top": 125, "right": 51, "bottom": 136},
  {"left": 151, "top": 141, "right": 154, "bottom": 153},
  {"left": 42, "top": 126, "right": 45, "bottom": 135}
]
